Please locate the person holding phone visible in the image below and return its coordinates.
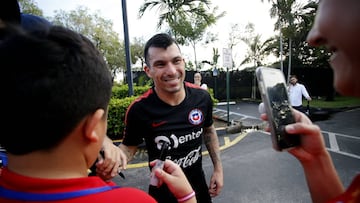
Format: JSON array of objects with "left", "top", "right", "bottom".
[{"left": 260, "top": 0, "right": 360, "bottom": 202}]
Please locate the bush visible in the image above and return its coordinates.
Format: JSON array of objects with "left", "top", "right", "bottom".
[
  {"left": 107, "top": 85, "right": 150, "bottom": 140},
  {"left": 111, "top": 85, "right": 150, "bottom": 99},
  {"left": 107, "top": 96, "right": 137, "bottom": 140}
]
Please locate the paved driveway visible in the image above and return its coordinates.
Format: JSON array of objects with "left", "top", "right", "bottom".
[{"left": 113, "top": 102, "right": 360, "bottom": 203}]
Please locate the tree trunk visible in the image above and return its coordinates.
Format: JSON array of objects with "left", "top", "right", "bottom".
[{"left": 286, "top": 38, "right": 292, "bottom": 83}]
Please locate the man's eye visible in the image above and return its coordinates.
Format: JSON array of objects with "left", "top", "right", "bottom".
[
  {"left": 155, "top": 63, "right": 165, "bottom": 67},
  {"left": 174, "top": 59, "right": 182, "bottom": 64}
]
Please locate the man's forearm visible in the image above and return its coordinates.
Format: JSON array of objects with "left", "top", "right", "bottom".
[
  {"left": 118, "top": 143, "right": 137, "bottom": 163},
  {"left": 302, "top": 152, "right": 344, "bottom": 203},
  {"left": 203, "top": 125, "right": 223, "bottom": 171}
]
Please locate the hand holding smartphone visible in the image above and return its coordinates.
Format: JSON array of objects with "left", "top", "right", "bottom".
[
  {"left": 149, "top": 141, "right": 169, "bottom": 186},
  {"left": 256, "top": 67, "right": 300, "bottom": 151}
]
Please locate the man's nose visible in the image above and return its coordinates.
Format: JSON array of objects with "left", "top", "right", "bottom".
[
  {"left": 166, "top": 62, "right": 177, "bottom": 74},
  {"left": 307, "top": 26, "right": 326, "bottom": 47}
]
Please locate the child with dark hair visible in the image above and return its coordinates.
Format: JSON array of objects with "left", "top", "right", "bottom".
[{"left": 0, "top": 24, "right": 196, "bottom": 203}]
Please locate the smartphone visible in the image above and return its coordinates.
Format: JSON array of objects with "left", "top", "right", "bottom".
[{"left": 255, "top": 66, "right": 300, "bottom": 151}]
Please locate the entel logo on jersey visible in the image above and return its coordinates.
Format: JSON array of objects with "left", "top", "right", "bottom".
[{"left": 188, "top": 108, "right": 203, "bottom": 125}]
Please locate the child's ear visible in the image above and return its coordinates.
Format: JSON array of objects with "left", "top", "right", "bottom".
[{"left": 84, "top": 109, "right": 105, "bottom": 142}]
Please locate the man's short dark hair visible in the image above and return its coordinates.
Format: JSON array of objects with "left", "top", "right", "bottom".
[
  {"left": 143, "top": 33, "right": 180, "bottom": 66},
  {"left": 290, "top": 75, "right": 297, "bottom": 79}
]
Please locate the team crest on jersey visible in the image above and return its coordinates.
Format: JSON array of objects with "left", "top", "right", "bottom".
[{"left": 188, "top": 109, "right": 203, "bottom": 125}]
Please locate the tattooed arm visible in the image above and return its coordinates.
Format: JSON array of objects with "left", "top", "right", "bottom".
[{"left": 203, "top": 124, "right": 223, "bottom": 197}]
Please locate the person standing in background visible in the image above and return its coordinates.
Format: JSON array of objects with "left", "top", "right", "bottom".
[
  {"left": 288, "top": 75, "right": 311, "bottom": 112},
  {"left": 194, "top": 72, "right": 208, "bottom": 91}
]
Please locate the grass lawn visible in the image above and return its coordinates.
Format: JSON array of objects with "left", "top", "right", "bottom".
[{"left": 304, "top": 96, "right": 360, "bottom": 109}]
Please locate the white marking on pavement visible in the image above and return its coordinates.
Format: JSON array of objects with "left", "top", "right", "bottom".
[
  {"left": 327, "top": 148, "right": 360, "bottom": 160},
  {"left": 216, "top": 101, "right": 236, "bottom": 105},
  {"left": 214, "top": 108, "right": 259, "bottom": 119},
  {"left": 328, "top": 132, "right": 340, "bottom": 152},
  {"left": 322, "top": 130, "right": 360, "bottom": 140}
]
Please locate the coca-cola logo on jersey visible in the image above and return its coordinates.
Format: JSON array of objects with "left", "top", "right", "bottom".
[
  {"left": 170, "top": 146, "right": 201, "bottom": 168},
  {"left": 153, "top": 129, "right": 203, "bottom": 168}
]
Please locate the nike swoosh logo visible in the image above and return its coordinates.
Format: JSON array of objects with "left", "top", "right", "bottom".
[{"left": 151, "top": 121, "right": 167, "bottom": 128}]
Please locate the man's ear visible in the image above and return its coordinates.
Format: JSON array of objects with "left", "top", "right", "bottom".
[
  {"left": 83, "top": 109, "right": 105, "bottom": 142},
  {"left": 144, "top": 65, "right": 152, "bottom": 79}
]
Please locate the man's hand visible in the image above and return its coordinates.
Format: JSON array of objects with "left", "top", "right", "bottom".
[
  {"left": 96, "top": 137, "right": 128, "bottom": 181},
  {"left": 208, "top": 169, "right": 224, "bottom": 197}
]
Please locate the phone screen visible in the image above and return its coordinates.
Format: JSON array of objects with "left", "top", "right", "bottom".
[{"left": 256, "top": 67, "right": 300, "bottom": 150}]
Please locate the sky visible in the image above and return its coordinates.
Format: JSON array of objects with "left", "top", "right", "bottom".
[{"left": 35, "top": 0, "right": 277, "bottom": 70}]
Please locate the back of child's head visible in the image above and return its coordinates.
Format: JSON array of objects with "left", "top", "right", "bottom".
[{"left": 0, "top": 24, "right": 112, "bottom": 155}]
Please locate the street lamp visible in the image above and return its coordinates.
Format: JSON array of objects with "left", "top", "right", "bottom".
[{"left": 121, "top": 0, "right": 133, "bottom": 96}]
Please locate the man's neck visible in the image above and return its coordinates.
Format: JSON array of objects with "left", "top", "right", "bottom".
[{"left": 154, "top": 86, "right": 186, "bottom": 106}]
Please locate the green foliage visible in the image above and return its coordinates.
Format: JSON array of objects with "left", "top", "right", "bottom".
[
  {"left": 107, "top": 96, "right": 137, "bottom": 140},
  {"left": 111, "top": 85, "right": 150, "bottom": 99},
  {"left": 306, "top": 97, "right": 360, "bottom": 109},
  {"left": 137, "top": 74, "right": 152, "bottom": 86},
  {"left": 50, "top": 6, "right": 125, "bottom": 80},
  {"left": 42, "top": 6, "right": 146, "bottom": 82},
  {"left": 263, "top": 0, "right": 329, "bottom": 70},
  {"left": 111, "top": 86, "right": 130, "bottom": 99},
  {"left": 138, "top": 0, "right": 216, "bottom": 31},
  {"left": 186, "top": 60, "right": 195, "bottom": 70},
  {"left": 133, "top": 86, "right": 151, "bottom": 96},
  {"left": 212, "top": 48, "right": 220, "bottom": 65},
  {"left": 208, "top": 88, "right": 219, "bottom": 105},
  {"left": 130, "top": 37, "right": 146, "bottom": 69},
  {"left": 18, "top": 0, "right": 44, "bottom": 16},
  {"left": 138, "top": 0, "right": 225, "bottom": 70},
  {"left": 107, "top": 85, "right": 151, "bottom": 140}
]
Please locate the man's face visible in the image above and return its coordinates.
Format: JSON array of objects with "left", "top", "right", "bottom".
[
  {"left": 307, "top": 0, "right": 360, "bottom": 97},
  {"left": 289, "top": 77, "right": 297, "bottom": 85},
  {"left": 144, "top": 43, "right": 186, "bottom": 95}
]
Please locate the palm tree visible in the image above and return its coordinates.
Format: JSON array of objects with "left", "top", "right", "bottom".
[
  {"left": 261, "top": 1, "right": 321, "bottom": 65},
  {"left": 241, "top": 35, "right": 275, "bottom": 68},
  {"left": 138, "top": 0, "right": 212, "bottom": 34},
  {"left": 260, "top": 0, "right": 297, "bottom": 81},
  {"left": 241, "top": 33, "right": 276, "bottom": 99},
  {"left": 138, "top": 0, "right": 224, "bottom": 70}
]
